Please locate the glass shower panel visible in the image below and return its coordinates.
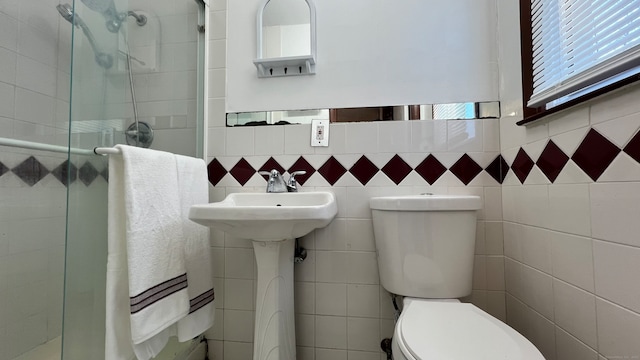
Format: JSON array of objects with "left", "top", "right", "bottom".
[{"left": 62, "top": 0, "right": 204, "bottom": 359}]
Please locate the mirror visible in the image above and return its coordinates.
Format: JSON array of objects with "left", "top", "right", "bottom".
[
  {"left": 226, "top": 102, "right": 501, "bottom": 126},
  {"left": 254, "top": 0, "right": 317, "bottom": 77},
  {"left": 262, "top": 0, "right": 311, "bottom": 58}
]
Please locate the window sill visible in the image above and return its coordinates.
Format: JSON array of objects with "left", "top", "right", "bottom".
[{"left": 517, "top": 73, "right": 640, "bottom": 126}]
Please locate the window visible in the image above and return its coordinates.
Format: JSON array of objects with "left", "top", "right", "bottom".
[{"left": 519, "top": 0, "right": 640, "bottom": 124}]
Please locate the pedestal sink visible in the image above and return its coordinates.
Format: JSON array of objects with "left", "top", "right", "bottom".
[{"left": 189, "top": 192, "right": 337, "bottom": 360}]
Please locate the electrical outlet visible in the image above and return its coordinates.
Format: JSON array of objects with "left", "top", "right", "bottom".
[{"left": 311, "top": 119, "right": 329, "bottom": 147}]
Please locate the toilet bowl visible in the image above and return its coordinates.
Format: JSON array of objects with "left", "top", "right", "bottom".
[{"left": 370, "top": 195, "right": 545, "bottom": 360}]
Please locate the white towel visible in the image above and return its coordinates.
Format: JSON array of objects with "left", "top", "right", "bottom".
[
  {"left": 106, "top": 145, "right": 190, "bottom": 360},
  {"left": 175, "top": 155, "right": 216, "bottom": 341}
]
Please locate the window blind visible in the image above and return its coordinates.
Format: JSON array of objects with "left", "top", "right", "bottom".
[{"left": 528, "top": 0, "right": 640, "bottom": 108}]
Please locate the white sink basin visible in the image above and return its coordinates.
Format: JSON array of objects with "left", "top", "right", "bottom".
[{"left": 188, "top": 191, "right": 338, "bottom": 241}]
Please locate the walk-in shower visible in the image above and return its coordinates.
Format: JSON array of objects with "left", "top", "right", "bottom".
[{"left": 0, "top": 0, "right": 207, "bottom": 358}]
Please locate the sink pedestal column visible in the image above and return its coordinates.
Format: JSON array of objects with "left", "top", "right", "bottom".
[{"left": 252, "top": 238, "right": 296, "bottom": 360}]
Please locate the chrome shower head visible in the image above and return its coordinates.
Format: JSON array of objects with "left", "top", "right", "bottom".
[
  {"left": 56, "top": 3, "right": 113, "bottom": 69},
  {"left": 56, "top": 3, "right": 74, "bottom": 23}
]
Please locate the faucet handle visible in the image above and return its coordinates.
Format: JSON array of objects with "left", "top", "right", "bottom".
[
  {"left": 258, "top": 170, "right": 274, "bottom": 177},
  {"left": 289, "top": 170, "right": 307, "bottom": 182},
  {"left": 287, "top": 170, "right": 307, "bottom": 192}
]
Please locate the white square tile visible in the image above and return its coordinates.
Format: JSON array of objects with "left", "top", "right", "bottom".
[
  {"left": 593, "top": 240, "right": 640, "bottom": 313},
  {"left": 521, "top": 265, "right": 554, "bottom": 320},
  {"left": 347, "top": 252, "right": 379, "bottom": 285},
  {"left": 410, "top": 120, "right": 448, "bottom": 152},
  {"left": 483, "top": 119, "right": 500, "bottom": 152},
  {"left": 347, "top": 317, "right": 380, "bottom": 352},
  {"left": 520, "top": 225, "right": 552, "bottom": 274},
  {"left": 591, "top": 182, "right": 640, "bottom": 247},
  {"left": 553, "top": 279, "right": 597, "bottom": 348},
  {"left": 484, "top": 221, "right": 504, "bottom": 255},
  {"left": 315, "top": 251, "right": 348, "bottom": 283},
  {"left": 315, "top": 219, "right": 347, "bottom": 251},
  {"left": 223, "top": 341, "right": 253, "bottom": 360},
  {"left": 296, "top": 314, "right": 315, "bottom": 347},
  {"left": 347, "top": 284, "right": 379, "bottom": 318},
  {"left": 295, "top": 282, "right": 315, "bottom": 314},
  {"left": 596, "top": 298, "right": 640, "bottom": 359},
  {"left": 345, "top": 123, "right": 378, "bottom": 154},
  {"left": 223, "top": 310, "right": 254, "bottom": 342},
  {"left": 315, "top": 348, "right": 346, "bottom": 360},
  {"left": 14, "top": 87, "right": 54, "bottom": 125},
  {"left": 224, "top": 279, "right": 253, "bottom": 311},
  {"left": 555, "top": 327, "right": 598, "bottom": 360},
  {"left": 378, "top": 121, "right": 411, "bottom": 153},
  {"left": 447, "top": 120, "right": 484, "bottom": 152},
  {"left": 0, "top": 13, "right": 18, "bottom": 51},
  {"left": 315, "top": 315, "right": 347, "bottom": 349},
  {"left": 473, "top": 255, "right": 487, "bottom": 290},
  {"left": 224, "top": 248, "right": 255, "bottom": 279},
  {"left": 0, "top": 82, "right": 14, "bottom": 119},
  {"left": 315, "top": 283, "right": 347, "bottom": 316},
  {"left": 254, "top": 125, "right": 284, "bottom": 156},
  {"left": 547, "top": 184, "right": 591, "bottom": 236},
  {"left": 486, "top": 256, "right": 505, "bottom": 291},
  {"left": 345, "top": 219, "right": 376, "bottom": 251},
  {"left": 550, "top": 232, "right": 594, "bottom": 292},
  {"left": 225, "top": 127, "right": 254, "bottom": 156}
]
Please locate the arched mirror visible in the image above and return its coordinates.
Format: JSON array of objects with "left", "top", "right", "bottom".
[{"left": 254, "top": 0, "right": 316, "bottom": 77}]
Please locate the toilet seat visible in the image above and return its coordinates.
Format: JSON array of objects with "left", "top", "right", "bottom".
[{"left": 394, "top": 299, "right": 545, "bottom": 360}]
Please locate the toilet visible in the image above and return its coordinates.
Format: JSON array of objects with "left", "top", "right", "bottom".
[{"left": 370, "top": 194, "right": 545, "bottom": 360}]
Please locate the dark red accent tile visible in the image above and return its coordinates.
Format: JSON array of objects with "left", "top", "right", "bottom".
[
  {"left": 536, "top": 140, "right": 569, "bottom": 183},
  {"left": 571, "top": 129, "right": 621, "bottom": 181},
  {"left": 485, "top": 155, "right": 509, "bottom": 184},
  {"left": 0, "top": 162, "right": 8, "bottom": 177},
  {"left": 229, "top": 158, "right": 256, "bottom": 186},
  {"left": 317, "top": 156, "right": 347, "bottom": 185},
  {"left": 259, "top": 157, "right": 286, "bottom": 180},
  {"left": 381, "top": 155, "right": 413, "bottom": 185},
  {"left": 207, "top": 158, "right": 227, "bottom": 186},
  {"left": 623, "top": 130, "right": 640, "bottom": 164},
  {"left": 511, "top": 148, "right": 535, "bottom": 183},
  {"left": 449, "top": 154, "right": 482, "bottom": 185},
  {"left": 349, "top": 156, "right": 379, "bottom": 185},
  {"left": 78, "top": 162, "right": 99, "bottom": 186},
  {"left": 52, "top": 160, "right": 78, "bottom": 187},
  {"left": 415, "top": 154, "right": 447, "bottom": 185},
  {"left": 288, "top": 157, "right": 316, "bottom": 185},
  {"left": 12, "top": 156, "right": 49, "bottom": 186}
]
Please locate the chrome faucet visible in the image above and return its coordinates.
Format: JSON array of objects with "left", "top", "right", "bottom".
[
  {"left": 259, "top": 169, "right": 287, "bottom": 193},
  {"left": 259, "top": 170, "right": 307, "bottom": 193}
]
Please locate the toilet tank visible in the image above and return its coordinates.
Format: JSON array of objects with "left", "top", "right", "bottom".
[{"left": 370, "top": 195, "right": 481, "bottom": 299}]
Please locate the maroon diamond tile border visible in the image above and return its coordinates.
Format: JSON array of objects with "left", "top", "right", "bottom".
[{"left": 206, "top": 124, "right": 636, "bottom": 187}]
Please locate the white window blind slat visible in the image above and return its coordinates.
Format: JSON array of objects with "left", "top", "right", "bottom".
[{"left": 527, "top": 0, "right": 640, "bottom": 108}]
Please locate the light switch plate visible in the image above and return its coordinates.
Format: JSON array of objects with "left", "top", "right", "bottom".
[{"left": 311, "top": 119, "right": 329, "bottom": 147}]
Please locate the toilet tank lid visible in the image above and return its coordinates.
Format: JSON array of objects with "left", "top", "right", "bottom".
[
  {"left": 398, "top": 301, "right": 545, "bottom": 360},
  {"left": 369, "top": 195, "right": 481, "bottom": 211}
]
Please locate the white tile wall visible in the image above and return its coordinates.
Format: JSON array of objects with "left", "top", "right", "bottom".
[{"left": 500, "top": 11, "right": 640, "bottom": 357}]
